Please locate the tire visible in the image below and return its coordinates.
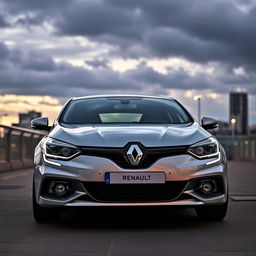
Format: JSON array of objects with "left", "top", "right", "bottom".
[
  {"left": 33, "top": 183, "right": 60, "bottom": 223},
  {"left": 195, "top": 200, "right": 228, "bottom": 221}
]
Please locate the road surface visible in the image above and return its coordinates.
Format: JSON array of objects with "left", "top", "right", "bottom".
[{"left": 0, "top": 161, "right": 256, "bottom": 256}]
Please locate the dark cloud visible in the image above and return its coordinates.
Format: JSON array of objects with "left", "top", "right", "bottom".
[
  {"left": 2, "top": 0, "right": 255, "bottom": 67},
  {"left": 55, "top": 1, "right": 144, "bottom": 39},
  {"left": 0, "top": 14, "right": 9, "bottom": 27},
  {"left": 0, "top": 0, "right": 256, "bottom": 96},
  {"left": 144, "top": 27, "right": 236, "bottom": 64},
  {"left": 129, "top": 67, "right": 218, "bottom": 92},
  {"left": 1, "top": 42, "right": 255, "bottom": 99},
  {"left": 2, "top": 0, "right": 71, "bottom": 12},
  {"left": 15, "top": 13, "right": 46, "bottom": 27},
  {"left": 85, "top": 59, "right": 108, "bottom": 69},
  {"left": 1, "top": 0, "right": 71, "bottom": 28},
  {"left": 0, "top": 67, "right": 137, "bottom": 97},
  {"left": 0, "top": 42, "right": 143, "bottom": 96},
  {"left": 108, "top": 0, "right": 256, "bottom": 66},
  {"left": 20, "top": 51, "right": 56, "bottom": 71},
  {"left": 0, "top": 42, "right": 9, "bottom": 58}
]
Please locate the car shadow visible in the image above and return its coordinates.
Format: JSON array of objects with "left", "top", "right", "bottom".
[{"left": 41, "top": 206, "right": 227, "bottom": 231}]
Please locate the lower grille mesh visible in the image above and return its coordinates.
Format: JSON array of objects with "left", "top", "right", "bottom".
[{"left": 83, "top": 181, "right": 187, "bottom": 202}]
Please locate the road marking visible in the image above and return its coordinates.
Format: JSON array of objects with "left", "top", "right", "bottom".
[{"left": 1, "top": 171, "right": 31, "bottom": 180}]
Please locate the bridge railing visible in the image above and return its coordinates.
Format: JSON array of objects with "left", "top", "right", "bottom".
[
  {"left": 0, "top": 124, "right": 45, "bottom": 171},
  {"left": 217, "top": 135, "right": 256, "bottom": 161}
]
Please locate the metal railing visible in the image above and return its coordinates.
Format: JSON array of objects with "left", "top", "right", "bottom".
[
  {"left": 0, "top": 124, "right": 45, "bottom": 171},
  {"left": 217, "top": 135, "right": 256, "bottom": 161}
]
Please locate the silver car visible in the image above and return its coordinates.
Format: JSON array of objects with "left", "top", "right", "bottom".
[{"left": 32, "top": 95, "right": 228, "bottom": 222}]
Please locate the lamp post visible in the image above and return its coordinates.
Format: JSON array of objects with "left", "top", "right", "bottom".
[
  {"left": 231, "top": 118, "right": 236, "bottom": 138},
  {"left": 193, "top": 95, "right": 202, "bottom": 123}
]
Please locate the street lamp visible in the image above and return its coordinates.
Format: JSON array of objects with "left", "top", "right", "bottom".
[
  {"left": 193, "top": 95, "right": 202, "bottom": 123},
  {"left": 231, "top": 118, "right": 236, "bottom": 138}
]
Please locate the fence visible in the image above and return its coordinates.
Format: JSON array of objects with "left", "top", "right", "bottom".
[
  {"left": 0, "top": 124, "right": 45, "bottom": 171},
  {"left": 217, "top": 136, "right": 256, "bottom": 161}
]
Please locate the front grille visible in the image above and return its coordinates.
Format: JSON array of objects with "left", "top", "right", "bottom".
[
  {"left": 82, "top": 181, "right": 188, "bottom": 202},
  {"left": 80, "top": 143, "right": 188, "bottom": 169}
]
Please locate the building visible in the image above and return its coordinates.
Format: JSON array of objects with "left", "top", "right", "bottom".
[
  {"left": 229, "top": 91, "right": 248, "bottom": 135},
  {"left": 13, "top": 111, "right": 41, "bottom": 128},
  {"left": 250, "top": 125, "right": 256, "bottom": 136}
]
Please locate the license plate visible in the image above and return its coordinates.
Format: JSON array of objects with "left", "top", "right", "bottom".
[{"left": 105, "top": 172, "right": 165, "bottom": 184}]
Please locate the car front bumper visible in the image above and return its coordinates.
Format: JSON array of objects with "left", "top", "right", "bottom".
[{"left": 34, "top": 153, "right": 228, "bottom": 207}]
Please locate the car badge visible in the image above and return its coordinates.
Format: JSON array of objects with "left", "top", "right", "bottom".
[{"left": 126, "top": 144, "right": 143, "bottom": 166}]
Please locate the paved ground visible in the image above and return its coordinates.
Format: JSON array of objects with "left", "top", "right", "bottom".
[{"left": 0, "top": 161, "right": 256, "bottom": 256}]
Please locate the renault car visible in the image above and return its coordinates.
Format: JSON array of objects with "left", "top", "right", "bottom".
[{"left": 32, "top": 95, "right": 228, "bottom": 222}]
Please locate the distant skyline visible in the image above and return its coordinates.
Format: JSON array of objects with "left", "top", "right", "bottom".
[
  {"left": 0, "top": 0, "right": 256, "bottom": 124},
  {"left": 0, "top": 92, "right": 255, "bottom": 127}
]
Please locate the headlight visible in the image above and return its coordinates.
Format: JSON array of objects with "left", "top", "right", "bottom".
[
  {"left": 187, "top": 137, "right": 219, "bottom": 160},
  {"left": 43, "top": 138, "right": 80, "bottom": 160}
]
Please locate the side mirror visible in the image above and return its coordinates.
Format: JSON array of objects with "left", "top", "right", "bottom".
[
  {"left": 201, "top": 117, "right": 218, "bottom": 130},
  {"left": 31, "top": 117, "right": 51, "bottom": 131}
]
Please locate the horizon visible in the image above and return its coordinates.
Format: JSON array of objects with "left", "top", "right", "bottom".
[{"left": 1, "top": 91, "right": 255, "bottom": 127}]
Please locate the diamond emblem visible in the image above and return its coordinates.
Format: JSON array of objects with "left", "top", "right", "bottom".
[{"left": 126, "top": 144, "right": 143, "bottom": 166}]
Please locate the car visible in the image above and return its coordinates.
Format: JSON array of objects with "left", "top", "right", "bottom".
[{"left": 31, "top": 95, "right": 228, "bottom": 222}]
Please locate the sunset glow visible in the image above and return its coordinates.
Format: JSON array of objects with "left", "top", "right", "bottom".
[{"left": 0, "top": 94, "right": 62, "bottom": 126}]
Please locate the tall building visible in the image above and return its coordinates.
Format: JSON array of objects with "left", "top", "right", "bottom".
[
  {"left": 229, "top": 91, "right": 248, "bottom": 135},
  {"left": 13, "top": 110, "right": 41, "bottom": 128}
]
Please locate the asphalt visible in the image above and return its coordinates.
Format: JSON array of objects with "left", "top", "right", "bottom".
[{"left": 0, "top": 161, "right": 256, "bottom": 256}]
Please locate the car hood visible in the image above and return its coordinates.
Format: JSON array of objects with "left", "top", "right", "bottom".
[{"left": 49, "top": 123, "right": 210, "bottom": 147}]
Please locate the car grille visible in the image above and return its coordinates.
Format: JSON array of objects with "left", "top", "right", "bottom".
[
  {"left": 80, "top": 143, "right": 188, "bottom": 169},
  {"left": 82, "top": 181, "right": 188, "bottom": 202}
]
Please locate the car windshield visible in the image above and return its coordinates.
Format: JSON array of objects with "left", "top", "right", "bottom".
[{"left": 60, "top": 97, "right": 193, "bottom": 124}]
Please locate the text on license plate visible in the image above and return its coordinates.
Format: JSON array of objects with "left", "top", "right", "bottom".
[{"left": 105, "top": 172, "right": 165, "bottom": 184}]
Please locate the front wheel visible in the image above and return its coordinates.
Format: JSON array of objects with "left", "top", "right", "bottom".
[
  {"left": 195, "top": 200, "right": 228, "bottom": 221},
  {"left": 33, "top": 183, "right": 60, "bottom": 223}
]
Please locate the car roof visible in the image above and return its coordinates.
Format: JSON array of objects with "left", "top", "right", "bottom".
[{"left": 72, "top": 94, "right": 174, "bottom": 101}]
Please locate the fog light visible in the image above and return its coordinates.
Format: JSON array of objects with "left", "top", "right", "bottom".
[
  {"left": 54, "top": 183, "right": 67, "bottom": 196},
  {"left": 201, "top": 181, "right": 214, "bottom": 194},
  {"left": 47, "top": 181, "right": 69, "bottom": 196}
]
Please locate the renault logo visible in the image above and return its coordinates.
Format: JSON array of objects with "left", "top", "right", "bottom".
[{"left": 126, "top": 144, "right": 143, "bottom": 166}]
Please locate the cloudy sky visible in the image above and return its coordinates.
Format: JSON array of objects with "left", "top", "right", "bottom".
[{"left": 0, "top": 0, "right": 256, "bottom": 125}]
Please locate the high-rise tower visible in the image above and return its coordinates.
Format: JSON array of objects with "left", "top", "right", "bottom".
[{"left": 229, "top": 91, "right": 248, "bottom": 135}]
